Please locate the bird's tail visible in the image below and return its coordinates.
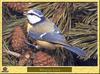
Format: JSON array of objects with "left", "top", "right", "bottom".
[{"left": 63, "top": 45, "right": 86, "bottom": 57}]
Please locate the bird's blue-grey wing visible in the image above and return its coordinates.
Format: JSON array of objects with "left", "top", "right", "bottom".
[
  {"left": 28, "top": 28, "right": 85, "bottom": 57},
  {"left": 40, "top": 32, "right": 66, "bottom": 45},
  {"left": 28, "top": 31, "right": 41, "bottom": 40},
  {"left": 40, "top": 32, "right": 86, "bottom": 57},
  {"left": 28, "top": 30, "right": 66, "bottom": 45}
]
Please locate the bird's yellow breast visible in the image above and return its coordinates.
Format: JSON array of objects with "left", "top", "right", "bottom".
[
  {"left": 27, "top": 18, "right": 55, "bottom": 33},
  {"left": 27, "top": 23, "right": 33, "bottom": 33},
  {"left": 36, "top": 40, "right": 56, "bottom": 49}
]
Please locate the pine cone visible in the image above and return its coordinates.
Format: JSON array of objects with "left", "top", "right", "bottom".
[
  {"left": 5, "top": 3, "right": 33, "bottom": 13},
  {"left": 12, "top": 26, "right": 27, "bottom": 52},
  {"left": 33, "top": 51, "right": 58, "bottom": 66},
  {"left": 18, "top": 50, "right": 33, "bottom": 66}
]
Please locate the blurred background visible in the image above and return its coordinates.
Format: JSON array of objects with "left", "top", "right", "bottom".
[{"left": 2, "top": 2, "right": 97, "bottom": 66}]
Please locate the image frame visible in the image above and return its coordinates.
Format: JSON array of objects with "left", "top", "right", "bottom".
[{"left": 0, "top": 0, "right": 100, "bottom": 74}]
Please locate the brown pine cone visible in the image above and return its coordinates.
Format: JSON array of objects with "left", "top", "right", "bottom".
[
  {"left": 5, "top": 3, "right": 33, "bottom": 13},
  {"left": 18, "top": 50, "right": 33, "bottom": 66},
  {"left": 33, "top": 51, "right": 58, "bottom": 66},
  {"left": 11, "top": 26, "right": 27, "bottom": 52}
]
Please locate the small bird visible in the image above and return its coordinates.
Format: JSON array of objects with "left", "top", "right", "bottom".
[{"left": 24, "top": 9, "right": 86, "bottom": 57}]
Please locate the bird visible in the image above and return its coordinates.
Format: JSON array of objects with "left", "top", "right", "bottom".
[{"left": 24, "top": 9, "right": 86, "bottom": 57}]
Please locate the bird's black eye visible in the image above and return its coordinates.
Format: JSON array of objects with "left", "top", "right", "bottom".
[{"left": 28, "top": 13, "right": 34, "bottom": 15}]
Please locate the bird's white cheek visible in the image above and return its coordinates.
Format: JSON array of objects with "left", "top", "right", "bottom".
[{"left": 27, "top": 15, "right": 41, "bottom": 24}]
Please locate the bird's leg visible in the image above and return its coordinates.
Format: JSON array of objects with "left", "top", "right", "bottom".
[{"left": 25, "top": 40, "right": 39, "bottom": 49}]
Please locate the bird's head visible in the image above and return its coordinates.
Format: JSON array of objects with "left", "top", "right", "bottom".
[{"left": 24, "top": 9, "right": 45, "bottom": 24}]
